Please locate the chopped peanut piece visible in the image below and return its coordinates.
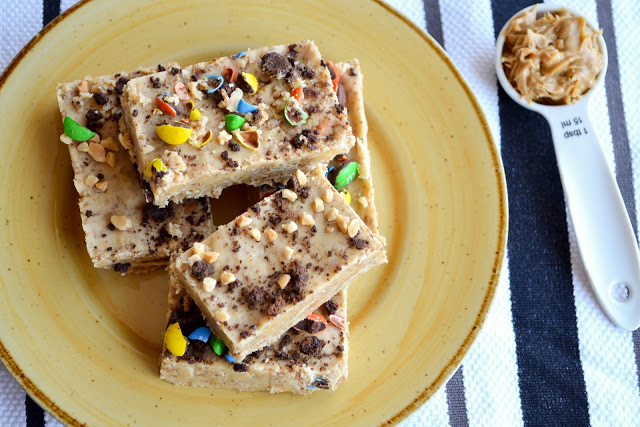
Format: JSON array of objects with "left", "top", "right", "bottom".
[
  {"left": 322, "top": 189, "right": 334, "bottom": 203},
  {"left": 203, "top": 277, "right": 217, "bottom": 292},
  {"left": 348, "top": 219, "right": 360, "bottom": 238},
  {"left": 95, "top": 181, "right": 108, "bottom": 192},
  {"left": 89, "top": 133, "right": 100, "bottom": 144},
  {"left": 300, "top": 213, "right": 315, "bottom": 226},
  {"left": 236, "top": 215, "right": 253, "bottom": 227},
  {"left": 295, "top": 169, "right": 307, "bottom": 186},
  {"left": 312, "top": 198, "right": 324, "bottom": 212},
  {"left": 220, "top": 271, "right": 235, "bottom": 285},
  {"left": 217, "top": 129, "right": 232, "bottom": 145},
  {"left": 166, "top": 222, "right": 183, "bottom": 238},
  {"left": 88, "top": 142, "right": 106, "bottom": 162},
  {"left": 60, "top": 134, "right": 74, "bottom": 145},
  {"left": 105, "top": 152, "right": 117, "bottom": 168},
  {"left": 336, "top": 214, "right": 349, "bottom": 233},
  {"left": 282, "top": 189, "right": 297, "bottom": 202},
  {"left": 100, "top": 137, "right": 119, "bottom": 152},
  {"left": 118, "top": 132, "right": 133, "bottom": 151},
  {"left": 265, "top": 228, "right": 277, "bottom": 241},
  {"left": 193, "top": 242, "right": 205, "bottom": 255},
  {"left": 277, "top": 274, "right": 291, "bottom": 289},
  {"left": 188, "top": 254, "right": 202, "bottom": 264},
  {"left": 283, "top": 246, "right": 294, "bottom": 260},
  {"left": 202, "top": 251, "right": 219, "bottom": 263},
  {"left": 213, "top": 310, "right": 230, "bottom": 323},
  {"left": 282, "top": 221, "right": 298, "bottom": 233},
  {"left": 84, "top": 174, "right": 99, "bottom": 187},
  {"left": 325, "top": 207, "right": 338, "bottom": 222},
  {"left": 358, "top": 197, "right": 369, "bottom": 207},
  {"left": 76, "top": 141, "right": 89, "bottom": 152},
  {"left": 78, "top": 80, "right": 89, "bottom": 93},
  {"left": 249, "top": 228, "right": 261, "bottom": 241},
  {"left": 141, "top": 144, "right": 155, "bottom": 155},
  {"left": 110, "top": 215, "right": 132, "bottom": 231}
]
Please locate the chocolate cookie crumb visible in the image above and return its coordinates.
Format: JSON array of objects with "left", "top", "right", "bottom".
[
  {"left": 191, "top": 260, "right": 214, "bottom": 281},
  {"left": 324, "top": 299, "right": 338, "bottom": 315},
  {"left": 294, "top": 317, "right": 327, "bottom": 334},
  {"left": 311, "top": 378, "right": 329, "bottom": 389},
  {"left": 113, "top": 263, "right": 130, "bottom": 273},
  {"left": 261, "top": 52, "right": 292, "bottom": 79},
  {"left": 300, "top": 336, "right": 326, "bottom": 357},
  {"left": 142, "top": 202, "right": 174, "bottom": 224},
  {"left": 92, "top": 92, "right": 108, "bottom": 106},
  {"left": 280, "top": 334, "right": 292, "bottom": 348},
  {"left": 114, "top": 77, "right": 129, "bottom": 95},
  {"left": 233, "top": 363, "right": 249, "bottom": 372},
  {"left": 266, "top": 296, "right": 285, "bottom": 316},
  {"left": 352, "top": 239, "right": 368, "bottom": 250}
]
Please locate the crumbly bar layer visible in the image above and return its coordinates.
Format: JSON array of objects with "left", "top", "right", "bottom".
[
  {"left": 57, "top": 69, "right": 215, "bottom": 273},
  {"left": 160, "top": 269, "right": 348, "bottom": 394},
  {"left": 172, "top": 166, "right": 386, "bottom": 359},
  {"left": 121, "top": 40, "right": 355, "bottom": 207}
]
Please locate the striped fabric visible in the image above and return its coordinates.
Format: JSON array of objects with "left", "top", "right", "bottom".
[{"left": 0, "top": 0, "right": 639, "bottom": 425}]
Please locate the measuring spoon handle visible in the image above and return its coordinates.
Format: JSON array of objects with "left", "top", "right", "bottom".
[{"left": 545, "top": 103, "right": 640, "bottom": 330}]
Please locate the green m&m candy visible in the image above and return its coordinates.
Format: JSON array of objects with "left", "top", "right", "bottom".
[
  {"left": 334, "top": 161, "right": 358, "bottom": 189},
  {"left": 63, "top": 116, "right": 96, "bottom": 141},
  {"left": 210, "top": 336, "right": 225, "bottom": 356},
  {"left": 225, "top": 114, "right": 245, "bottom": 132}
]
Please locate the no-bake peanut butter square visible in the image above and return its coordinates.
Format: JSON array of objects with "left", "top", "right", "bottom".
[
  {"left": 171, "top": 166, "right": 386, "bottom": 359},
  {"left": 121, "top": 40, "right": 355, "bottom": 207},
  {"left": 161, "top": 268, "right": 348, "bottom": 394},
  {"left": 57, "top": 68, "right": 215, "bottom": 274}
]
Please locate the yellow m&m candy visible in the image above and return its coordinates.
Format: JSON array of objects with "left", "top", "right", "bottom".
[{"left": 164, "top": 322, "right": 187, "bottom": 357}]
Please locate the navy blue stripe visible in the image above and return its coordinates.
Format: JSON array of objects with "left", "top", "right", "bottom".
[
  {"left": 42, "top": 0, "right": 61, "bottom": 27},
  {"left": 423, "top": 0, "right": 444, "bottom": 46},
  {"left": 445, "top": 368, "right": 469, "bottom": 427},
  {"left": 25, "top": 395, "right": 45, "bottom": 427},
  {"left": 491, "top": 2, "right": 590, "bottom": 426}
]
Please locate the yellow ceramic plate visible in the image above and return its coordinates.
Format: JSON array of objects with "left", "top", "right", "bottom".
[{"left": 0, "top": 0, "right": 507, "bottom": 425}]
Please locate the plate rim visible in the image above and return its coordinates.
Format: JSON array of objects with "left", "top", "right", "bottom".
[{"left": 0, "top": 1, "right": 508, "bottom": 425}]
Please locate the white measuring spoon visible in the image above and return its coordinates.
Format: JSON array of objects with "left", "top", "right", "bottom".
[{"left": 495, "top": 4, "right": 640, "bottom": 331}]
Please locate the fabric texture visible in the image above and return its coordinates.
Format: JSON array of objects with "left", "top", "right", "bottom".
[{"left": 1, "top": 0, "right": 639, "bottom": 425}]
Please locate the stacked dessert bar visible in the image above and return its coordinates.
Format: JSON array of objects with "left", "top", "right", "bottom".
[{"left": 57, "top": 41, "right": 386, "bottom": 394}]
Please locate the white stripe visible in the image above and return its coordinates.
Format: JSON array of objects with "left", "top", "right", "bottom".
[
  {"left": 60, "top": 0, "right": 79, "bottom": 13},
  {"left": 405, "top": 386, "right": 451, "bottom": 426},
  {"left": 44, "top": 411, "right": 65, "bottom": 427},
  {"left": 439, "top": 0, "right": 524, "bottom": 425},
  {"left": 462, "top": 260, "right": 523, "bottom": 426},
  {"left": 0, "top": 364, "right": 27, "bottom": 426},
  {"left": 386, "top": 0, "right": 427, "bottom": 31},
  {"left": 554, "top": 0, "right": 640, "bottom": 425},
  {"left": 0, "top": 0, "right": 44, "bottom": 74}
]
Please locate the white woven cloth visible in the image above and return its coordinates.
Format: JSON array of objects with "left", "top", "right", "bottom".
[{"left": 1, "top": 0, "right": 640, "bottom": 425}]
